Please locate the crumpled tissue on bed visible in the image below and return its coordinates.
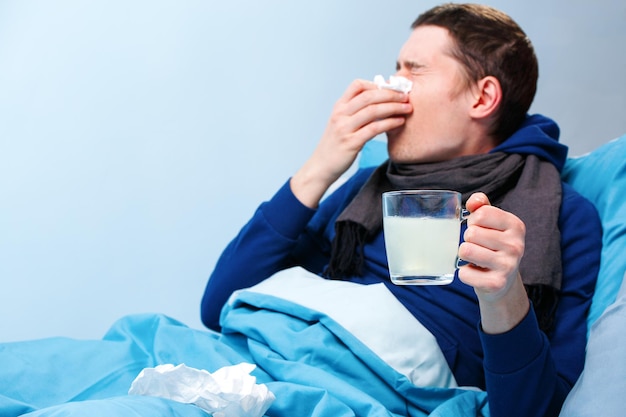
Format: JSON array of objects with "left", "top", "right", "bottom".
[
  {"left": 128, "top": 362, "right": 275, "bottom": 417},
  {"left": 373, "top": 74, "right": 413, "bottom": 93}
]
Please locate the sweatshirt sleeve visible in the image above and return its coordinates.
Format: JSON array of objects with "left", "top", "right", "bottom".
[
  {"left": 200, "top": 180, "right": 316, "bottom": 331},
  {"left": 481, "top": 184, "right": 602, "bottom": 417}
]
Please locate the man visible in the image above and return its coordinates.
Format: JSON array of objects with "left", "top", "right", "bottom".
[{"left": 202, "top": 3, "right": 602, "bottom": 417}]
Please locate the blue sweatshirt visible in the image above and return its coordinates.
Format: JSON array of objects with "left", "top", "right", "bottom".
[{"left": 201, "top": 115, "right": 602, "bottom": 417}]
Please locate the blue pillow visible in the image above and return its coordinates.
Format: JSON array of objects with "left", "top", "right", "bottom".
[
  {"left": 559, "top": 273, "right": 626, "bottom": 416},
  {"left": 562, "top": 134, "right": 626, "bottom": 326},
  {"left": 359, "top": 134, "right": 626, "bottom": 327},
  {"left": 359, "top": 139, "right": 388, "bottom": 168}
]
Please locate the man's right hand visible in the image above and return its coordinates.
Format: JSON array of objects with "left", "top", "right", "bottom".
[{"left": 290, "top": 78, "right": 412, "bottom": 208}]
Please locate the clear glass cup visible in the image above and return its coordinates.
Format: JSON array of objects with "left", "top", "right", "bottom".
[{"left": 382, "top": 190, "right": 467, "bottom": 285}]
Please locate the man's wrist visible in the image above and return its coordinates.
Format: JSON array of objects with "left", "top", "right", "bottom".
[{"left": 478, "top": 274, "right": 530, "bottom": 334}]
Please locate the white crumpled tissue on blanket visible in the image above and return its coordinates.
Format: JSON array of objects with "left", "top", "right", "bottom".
[{"left": 128, "top": 363, "right": 275, "bottom": 417}]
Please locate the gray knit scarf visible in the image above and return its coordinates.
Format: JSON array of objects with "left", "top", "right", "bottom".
[{"left": 325, "top": 152, "right": 563, "bottom": 332}]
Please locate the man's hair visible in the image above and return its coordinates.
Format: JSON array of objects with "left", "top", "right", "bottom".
[{"left": 412, "top": 3, "right": 538, "bottom": 142}]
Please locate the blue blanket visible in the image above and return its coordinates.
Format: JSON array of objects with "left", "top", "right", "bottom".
[{"left": 0, "top": 288, "right": 488, "bottom": 417}]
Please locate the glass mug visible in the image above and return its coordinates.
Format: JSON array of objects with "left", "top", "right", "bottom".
[{"left": 382, "top": 190, "right": 468, "bottom": 285}]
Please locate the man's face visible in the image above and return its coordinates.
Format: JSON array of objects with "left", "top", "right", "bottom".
[{"left": 386, "top": 25, "right": 485, "bottom": 164}]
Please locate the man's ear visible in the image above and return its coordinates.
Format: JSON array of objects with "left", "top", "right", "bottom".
[{"left": 469, "top": 76, "right": 502, "bottom": 119}]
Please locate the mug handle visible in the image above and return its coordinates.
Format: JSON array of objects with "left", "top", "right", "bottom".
[{"left": 456, "top": 208, "right": 471, "bottom": 268}]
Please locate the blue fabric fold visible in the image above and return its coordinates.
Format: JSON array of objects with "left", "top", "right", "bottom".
[{"left": 492, "top": 114, "right": 568, "bottom": 172}]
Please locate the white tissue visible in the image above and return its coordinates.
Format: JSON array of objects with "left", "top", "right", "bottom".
[
  {"left": 373, "top": 74, "right": 412, "bottom": 93},
  {"left": 128, "top": 363, "right": 275, "bottom": 417}
]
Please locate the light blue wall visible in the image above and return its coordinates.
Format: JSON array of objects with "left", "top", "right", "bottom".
[{"left": 1, "top": 0, "right": 624, "bottom": 342}]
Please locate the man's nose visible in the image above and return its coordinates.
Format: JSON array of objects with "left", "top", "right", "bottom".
[{"left": 394, "top": 67, "right": 409, "bottom": 78}]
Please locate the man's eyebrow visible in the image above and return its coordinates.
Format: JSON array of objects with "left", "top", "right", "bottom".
[{"left": 396, "top": 60, "right": 424, "bottom": 71}]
